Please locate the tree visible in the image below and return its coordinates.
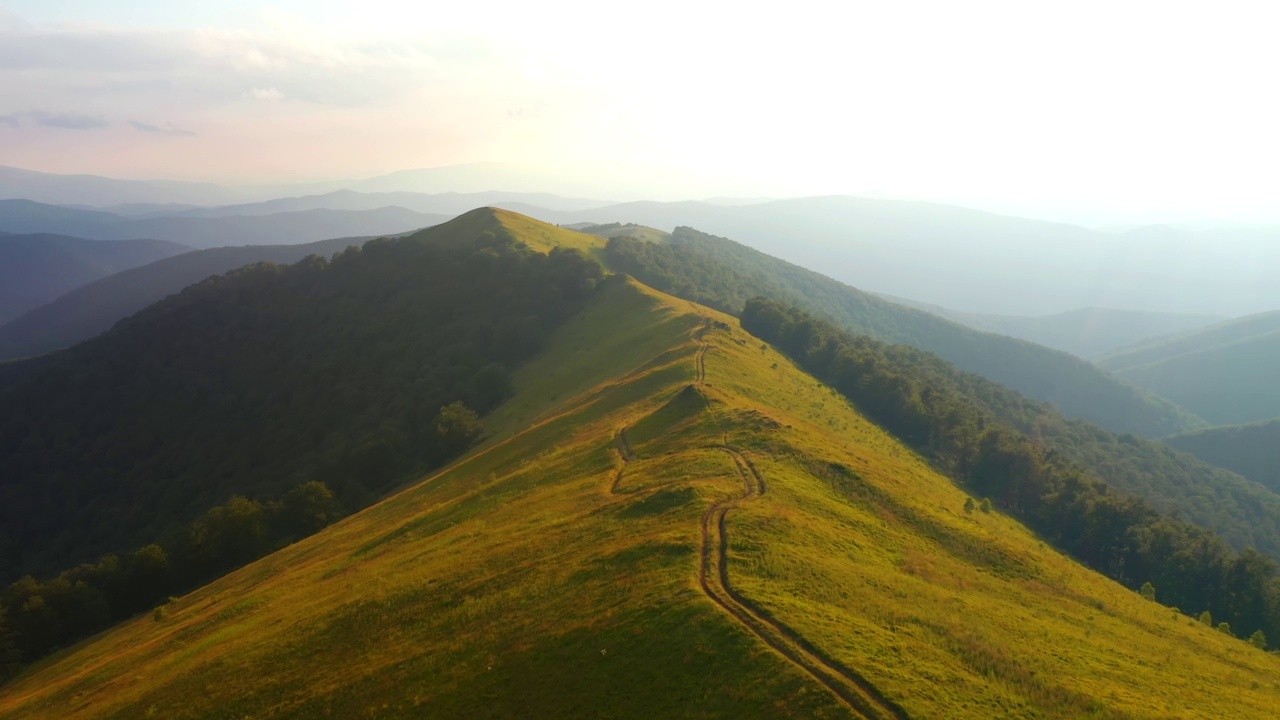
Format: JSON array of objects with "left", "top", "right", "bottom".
[
  {"left": 279, "top": 481, "right": 342, "bottom": 538},
  {"left": 436, "top": 401, "right": 483, "bottom": 456},
  {"left": 1217, "top": 621, "right": 1233, "bottom": 635},
  {"left": 1250, "top": 629, "right": 1268, "bottom": 650},
  {"left": 1199, "top": 610, "right": 1213, "bottom": 626},
  {"left": 979, "top": 498, "right": 993, "bottom": 513},
  {"left": 1140, "top": 581, "right": 1156, "bottom": 602},
  {"left": 964, "top": 497, "right": 976, "bottom": 514}
]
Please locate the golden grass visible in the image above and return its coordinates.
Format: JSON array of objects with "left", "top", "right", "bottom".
[{"left": 4, "top": 267, "right": 1280, "bottom": 718}]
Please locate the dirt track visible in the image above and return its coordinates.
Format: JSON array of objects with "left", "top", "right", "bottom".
[{"left": 609, "top": 321, "right": 909, "bottom": 719}]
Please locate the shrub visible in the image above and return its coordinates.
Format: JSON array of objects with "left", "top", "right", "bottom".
[{"left": 1140, "top": 582, "right": 1156, "bottom": 602}]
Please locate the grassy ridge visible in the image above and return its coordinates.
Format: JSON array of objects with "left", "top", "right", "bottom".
[
  {"left": 4, "top": 277, "right": 1278, "bottom": 718},
  {"left": 602, "top": 227, "right": 1206, "bottom": 438}
]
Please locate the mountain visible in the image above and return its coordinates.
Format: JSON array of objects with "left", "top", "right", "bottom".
[
  {"left": 0, "top": 234, "right": 190, "bottom": 324},
  {"left": 0, "top": 163, "right": 624, "bottom": 209},
  {"left": 512, "top": 197, "right": 1280, "bottom": 317},
  {"left": 1096, "top": 311, "right": 1280, "bottom": 425},
  {"left": 600, "top": 226, "right": 1206, "bottom": 439},
  {"left": 878, "top": 299, "right": 1225, "bottom": 358},
  {"left": 141, "top": 189, "right": 611, "bottom": 219},
  {"left": 0, "top": 235, "right": 388, "bottom": 360},
  {"left": 0, "top": 165, "right": 252, "bottom": 207},
  {"left": 3, "top": 225, "right": 1278, "bottom": 716},
  {"left": 0, "top": 209, "right": 604, "bottom": 585},
  {"left": 1166, "top": 420, "right": 1280, "bottom": 493},
  {"left": 0, "top": 199, "right": 449, "bottom": 250}
]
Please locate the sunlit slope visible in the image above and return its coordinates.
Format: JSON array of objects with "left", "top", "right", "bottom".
[{"left": 3, "top": 278, "right": 1278, "bottom": 719}]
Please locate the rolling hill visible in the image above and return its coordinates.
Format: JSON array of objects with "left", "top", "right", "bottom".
[
  {"left": 1166, "top": 419, "right": 1280, "bottom": 493},
  {"left": 0, "top": 233, "right": 190, "bottom": 324},
  {"left": 878, "top": 300, "right": 1224, "bottom": 358},
  {"left": 2, "top": 245, "right": 1278, "bottom": 717},
  {"left": 1097, "top": 311, "right": 1280, "bottom": 425},
  {"left": 0, "top": 199, "right": 449, "bottom": 250},
  {"left": 0, "top": 235, "right": 386, "bottom": 360},
  {"left": 600, "top": 225, "right": 1207, "bottom": 439}
]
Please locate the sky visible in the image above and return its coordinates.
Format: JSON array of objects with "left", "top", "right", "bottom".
[{"left": 1, "top": 1, "right": 1278, "bottom": 223}]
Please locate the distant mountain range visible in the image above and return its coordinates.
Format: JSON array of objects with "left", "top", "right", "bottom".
[
  {"left": 1097, "top": 311, "right": 1280, "bottom": 425},
  {"left": 0, "top": 233, "right": 189, "bottom": 324},
  {"left": 0, "top": 235, "right": 382, "bottom": 360},
  {"left": 0, "top": 199, "right": 447, "bottom": 250},
  {"left": 0, "top": 162, "right": 620, "bottom": 208},
  {"left": 878, "top": 298, "right": 1225, "bottom": 358},
  {"left": 7, "top": 165, "right": 1280, "bottom": 317}
]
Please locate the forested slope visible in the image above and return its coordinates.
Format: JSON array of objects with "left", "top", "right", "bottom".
[
  {"left": 1166, "top": 420, "right": 1280, "bottom": 493},
  {"left": 0, "top": 209, "right": 603, "bottom": 586},
  {"left": 742, "top": 297, "right": 1280, "bottom": 648},
  {"left": 1098, "top": 311, "right": 1280, "bottom": 425}
]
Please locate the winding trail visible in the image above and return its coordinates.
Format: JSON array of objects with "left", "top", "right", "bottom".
[{"left": 610, "top": 320, "right": 909, "bottom": 719}]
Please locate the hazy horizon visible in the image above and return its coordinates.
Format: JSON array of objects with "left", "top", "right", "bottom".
[{"left": 3, "top": 1, "right": 1279, "bottom": 226}]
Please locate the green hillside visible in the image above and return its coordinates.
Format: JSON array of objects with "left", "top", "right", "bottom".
[
  {"left": 1097, "top": 311, "right": 1280, "bottom": 425},
  {"left": 4, "top": 271, "right": 1278, "bottom": 718},
  {"left": 1166, "top": 419, "right": 1280, "bottom": 493},
  {"left": 602, "top": 226, "right": 1206, "bottom": 438}
]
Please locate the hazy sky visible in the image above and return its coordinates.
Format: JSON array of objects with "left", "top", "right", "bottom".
[{"left": 1, "top": 1, "right": 1278, "bottom": 222}]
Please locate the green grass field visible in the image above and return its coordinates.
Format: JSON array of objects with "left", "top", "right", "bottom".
[{"left": 3, "top": 217, "right": 1279, "bottom": 718}]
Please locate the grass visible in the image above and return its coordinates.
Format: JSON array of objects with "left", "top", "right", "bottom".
[{"left": 4, "top": 219, "right": 1280, "bottom": 717}]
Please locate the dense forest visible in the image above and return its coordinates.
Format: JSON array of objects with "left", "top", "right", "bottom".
[
  {"left": 1166, "top": 420, "right": 1280, "bottom": 493},
  {"left": 741, "top": 297, "right": 1280, "bottom": 649},
  {"left": 0, "top": 210, "right": 603, "bottom": 587},
  {"left": 0, "top": 478, "right": 347, "bottom": 677},
  {"left": 603, "top": 228, "right": 1206, "bottom": 438},
  {"left": 602, "top": 230, "right": 1280, "bottom": 555}
]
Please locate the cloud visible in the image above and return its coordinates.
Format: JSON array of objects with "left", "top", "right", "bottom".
[
  {"left": 128, "top": 120, "right": 196, "bottom": 137},
  {"left": 0, "top": 110, "right": 109, "bottom": 129},
  {"left": 246, "top": 87, "right": 284, "bottom": 101}
]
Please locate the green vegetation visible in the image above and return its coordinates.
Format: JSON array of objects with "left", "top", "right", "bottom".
[
  {"left": 1, "top": 481, "right": 343, "bottom": 674},
  {"left": 0, "top": 208, "right": 602, "bottom": 584},
  {"left": 1165, "top": 418, "right": 1280, "bottom": 492},
  {"left": 602, "top": 226, "right": 1206, "bottom": 437},
  {"left": 1097, "top": 311, "right": 1280, "bottom": 425},
  {"left": 4, "top": 273, "right": 1277, "bottom": 718},
  {"left": 742, "top": 297, "right": 1280, "bottom": 645},
  {"left": 600, "top": 229, "right": 1280, "bottom": 559}
]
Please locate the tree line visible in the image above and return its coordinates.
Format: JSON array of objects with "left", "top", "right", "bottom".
[{"left": 741, "top": 297, "right": 1280, "bottom": 647}]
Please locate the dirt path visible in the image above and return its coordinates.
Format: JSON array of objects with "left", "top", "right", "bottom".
[{"left": 608, "top": 320, "right": 909, "bottom": 719}]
